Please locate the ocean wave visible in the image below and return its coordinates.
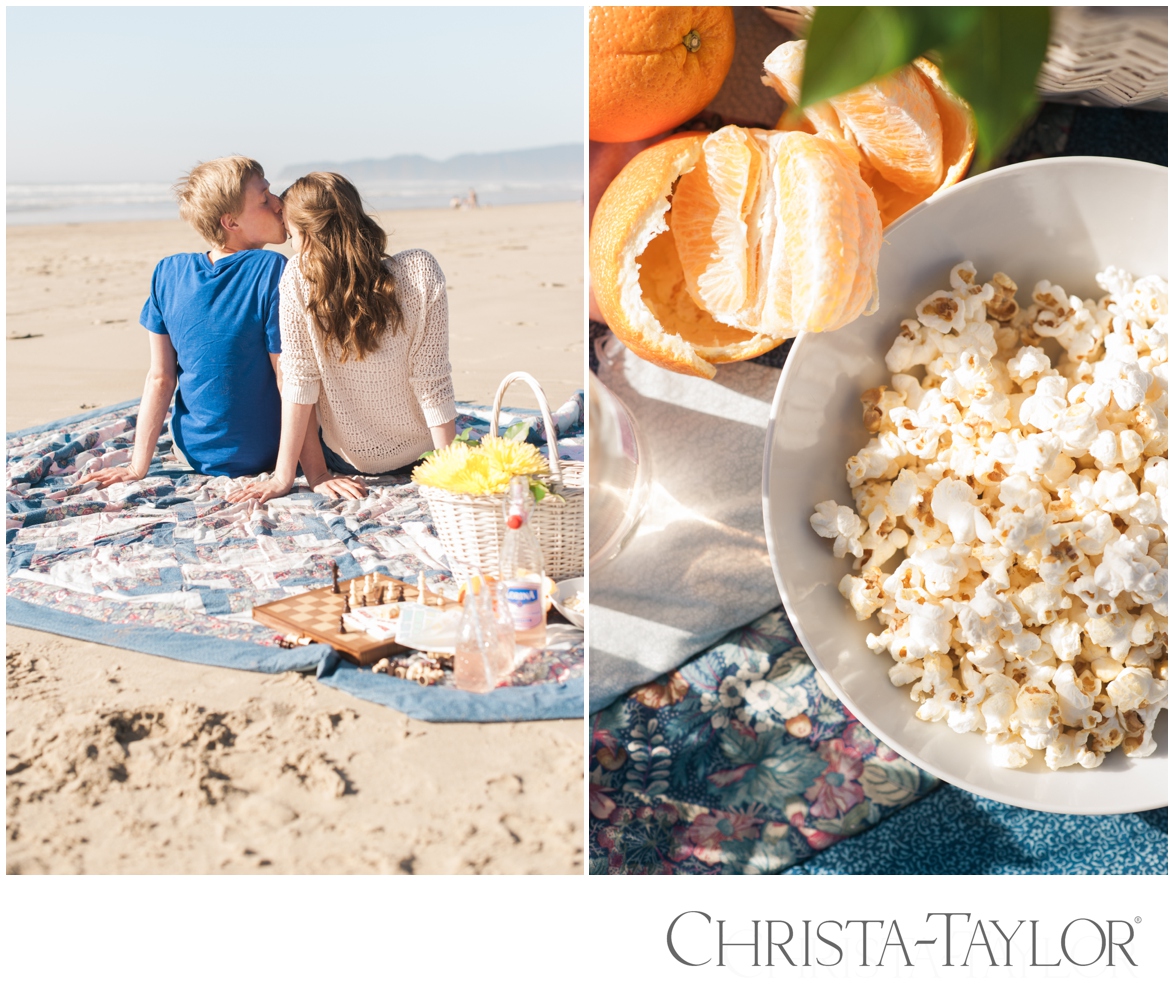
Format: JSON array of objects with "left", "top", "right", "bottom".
[
  {"left": 6, "top": 179, "right": 583, "bottom": 225},
  {"left": 7, "top": 183, "right": 176, "bottom": 211}
]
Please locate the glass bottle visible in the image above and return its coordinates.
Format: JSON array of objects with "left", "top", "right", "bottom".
[
  {"left": 499, "top": 476, "right": 547, "bottom": 648},
  {"left": 487, "top": 576, "right": 517, "bottom": 676},
  {"left": 453, "top": 572, "right": 515, "bottom": 692},
  {"left": 589, "top": 369, "right": 652, "bottom": 570},
  {"left": 453, "top": 578, "right": 496, "bottom": 693}
]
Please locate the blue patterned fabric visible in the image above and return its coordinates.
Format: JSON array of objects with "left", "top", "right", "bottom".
[
  {"left": 6, "top": 396, "right": 584, "bottom": 722},
  {"left": 589, "top": 606, "right": 1166, "bottom": 875},
  {"left": 788, "top": 790, "right": 1167, "bottom": 876}
]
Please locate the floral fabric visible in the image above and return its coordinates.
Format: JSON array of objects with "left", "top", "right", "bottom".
[
  {"left": 7, "top": 399, "right": 584, "bottom": 693},
  {"left": 589, "top": 607, "right": 938, "bottom": 874}
]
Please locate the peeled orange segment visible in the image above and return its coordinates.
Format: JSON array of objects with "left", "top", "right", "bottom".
[
  {"left": 763, "top": 41, "right": 976, "bottom": 226},
  {"left": 769, "top": 132, "right": 882, "bottom": 334},
  {"left": 763, "top": 40, "right": 943, "bottom": 196},
  {"left": 763, "top": 40, "right": 853, "bottom": 147},
  {"left": 671, "top": 126, "right": 763, "bottom": 324},
  {"left": 828, "top": 66, "right": 943, "bottom": 197},
  {"left": 670, "top": 127, "right": 881, "bottom": 337},
  {"left": 590, "top": 133, "right": 781, "bottom": 380},
  {"left": 916, "top": 58, "right": 977, "bottom": 194}
]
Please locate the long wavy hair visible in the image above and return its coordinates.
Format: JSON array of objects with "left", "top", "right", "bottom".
[{"left": 281, "top": 172, "right": 403, "bottom": 361}]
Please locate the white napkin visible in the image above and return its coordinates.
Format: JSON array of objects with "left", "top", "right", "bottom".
[{"left": 589, "top": 340, "right": 784, "bottom": 711}]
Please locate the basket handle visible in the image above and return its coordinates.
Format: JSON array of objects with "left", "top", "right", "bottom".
[{"left": 489, "top": 371, "right": 563, "bottom": 483}]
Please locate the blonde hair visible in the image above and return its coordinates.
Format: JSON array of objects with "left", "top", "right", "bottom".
[
  {"left": 281, "top": 172, "right": 403, "bottom": 361},
  {"left": 174, "top": 156, "right": 264, "bottom": 247}
]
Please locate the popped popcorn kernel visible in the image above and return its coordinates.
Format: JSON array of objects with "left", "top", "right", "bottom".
[{"left": 819, "top": 263, "right": 1168, "bottom": 771}]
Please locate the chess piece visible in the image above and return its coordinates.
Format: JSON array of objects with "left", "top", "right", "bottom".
[
  {"left": 349, "top": 580, "right": 361, "bottom": 608},
  {"left": 343, "top": 597, "right": 351, "bottom": 613},
  {"left": 339, "top": 613, "right": 346, "bottom": 633},
  {"left": 331, "top": 561, "right": 339, "bottom": 594}
]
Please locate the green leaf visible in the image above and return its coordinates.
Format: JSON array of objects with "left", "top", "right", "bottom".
[
  {"left": 810, "top": 799, "right": 872, "bottom": 835},
  {"left": 934, "top": 7, "right": 1051, "bottom": 170},
  {"left": 800, "top": 6, "right": 979, "bottom": 108},
  {"left": 859, "top": 759, "right": 921, "bottom": 807},
  {"left": 503, "top": 420, "right": 530, "bottom": 443},
  {"left": 529, "top": 479, "right": 548, "bottom": 503},
  {"left": 452, "top": 426, "right": 479, "bottom": 447},
  {"left": 716, "top": 729, "right": 826, "bottom": 811}
]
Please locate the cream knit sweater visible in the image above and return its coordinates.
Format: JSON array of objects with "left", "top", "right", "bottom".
[{"left": 279, "top": 249, "right": 457, "bottom": 473}]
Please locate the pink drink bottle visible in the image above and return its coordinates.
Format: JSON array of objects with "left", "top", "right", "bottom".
[
  {"left": 453, "top": 572, "right": 513, "bottom": 692},
  {"left": 499, "top": 476, "right": 546, "bottom": 648}
]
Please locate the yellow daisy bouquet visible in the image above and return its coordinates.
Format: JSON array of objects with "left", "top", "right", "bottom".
[{"left": 412, "top": 433, "right": 554, "bottom": 500}]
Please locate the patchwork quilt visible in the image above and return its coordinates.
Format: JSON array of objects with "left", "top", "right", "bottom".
[{"left": 6, "top": 396, "right": 584, "bottom": 722}]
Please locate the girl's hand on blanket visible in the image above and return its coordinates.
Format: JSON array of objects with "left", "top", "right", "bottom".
[
  {"left": 77, "top": 465, "right": 146, "bottom": 489},
  {"left": 224, "top": 475, "right": 294, "bottom": 504},
  {"left": 311, "top": 474, "right": 367, "bottom": 500}
]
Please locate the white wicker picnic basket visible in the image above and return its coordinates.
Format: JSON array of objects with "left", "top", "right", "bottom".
[{"left": 420, "top": 372, "right": 584, "bottom": 586}]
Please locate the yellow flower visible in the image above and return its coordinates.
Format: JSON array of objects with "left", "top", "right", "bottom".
[
  {"left": 411, "top": 436, "right": 549, "bottom": 495},
  {"left": 480, "top": 435, "right": 548, "bottom": 487}
]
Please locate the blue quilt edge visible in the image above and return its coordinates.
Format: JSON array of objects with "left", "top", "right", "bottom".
[{"left": 6, "top": 598, "right": 584, "bottom": 722}]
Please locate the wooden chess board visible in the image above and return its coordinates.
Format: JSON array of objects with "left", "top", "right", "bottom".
[{"left": 251, "top": 575, "right": 456, "bottom": 667}]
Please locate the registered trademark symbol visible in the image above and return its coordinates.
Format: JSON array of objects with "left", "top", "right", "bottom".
[{"left": 1135, "top": 917, "right": 1142, "bottom": 924}]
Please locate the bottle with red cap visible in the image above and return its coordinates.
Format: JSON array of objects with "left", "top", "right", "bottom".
[{"left": 500, "top": 475, "right": 547, "bottom": 648}]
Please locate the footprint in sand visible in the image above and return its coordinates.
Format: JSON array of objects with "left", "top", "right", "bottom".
[{"left": 6, "top": 641, "right": 62, "bottom": 704}]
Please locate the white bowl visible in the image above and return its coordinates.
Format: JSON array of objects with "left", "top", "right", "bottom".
[
  {"left": 763, "top": 157, "right": 1168, "bottom": 815},
  {"left": 551, "top": 577, "right": 586, "bottom": 628}
]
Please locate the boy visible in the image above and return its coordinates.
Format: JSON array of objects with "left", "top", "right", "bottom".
[{"left": 85, "top": 156, "right": 288, "bottom": 487}]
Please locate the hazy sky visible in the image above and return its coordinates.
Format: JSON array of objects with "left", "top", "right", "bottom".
[{"left": 6, "top": 5, "right": 584, "bottom": 183}]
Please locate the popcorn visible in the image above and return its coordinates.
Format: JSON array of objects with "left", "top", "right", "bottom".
[
  {"left": 917, "top": 290, "right": 967, "bottom": 334},
  {"left": 1007, "top": 345, "right": 1051, "bottom": 383},
  {"left": 1052, "top": 663, "right": 1100, "bottom": 729},
  {"left": 819, "top": 263, "right": 1168, "bottom": 771},
  {"left": 1106, "top": 667, "right": 1166, "bottom": 713},
  {"left": 1013, "top": 682, "right": 1061, "bottom": 749},
  {"left": 810, "top": 501, "right": 866, "bottom": 558},
  {"left": 1042, "top": 618, "right": 1082, "bottom": 662},
  {"left": 886, "top": 319, "right": 941, "bottom": 373}
]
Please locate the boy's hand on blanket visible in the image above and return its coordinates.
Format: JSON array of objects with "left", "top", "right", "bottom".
[
  {"left": 77, "top": 465, "right": 146, "bottom": 489},
  {"left": 224, "top": 475, "right": 295, "bottom": 504},
  {"left": 311, "top": 474, "right": 368, "bottom": 500}
]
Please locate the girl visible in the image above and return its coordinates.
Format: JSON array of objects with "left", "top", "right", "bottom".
[{"left": 228, "top": 172, "right": 456, "bottom": 503}]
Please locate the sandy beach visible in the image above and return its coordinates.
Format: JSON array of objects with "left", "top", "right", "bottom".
[{"left": 6, "top": 200, "right": 585, "bottom": 875}]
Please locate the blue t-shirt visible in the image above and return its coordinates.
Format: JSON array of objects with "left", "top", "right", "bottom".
[{"left": 141, "top": 249, "right": 286, "bottom": 477}]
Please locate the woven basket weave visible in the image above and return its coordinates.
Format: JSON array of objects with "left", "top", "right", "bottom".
[
  {"left": 761, "top": 6, "right": 1168, "bottom": 109},
  {"left": 420, "top": 372, "right": 584, "bottom": 586}
]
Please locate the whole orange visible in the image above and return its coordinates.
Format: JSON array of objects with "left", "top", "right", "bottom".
[{"left": 590, "top": 6, "right": 736, "bottom": 143}]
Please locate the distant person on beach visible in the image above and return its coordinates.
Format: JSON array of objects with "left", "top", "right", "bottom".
[
  {"left": 226, "top": 172, "right": 456, "bottom": 504},
  {"left": 83, "top": 156, "right": 288, "bottom": 487},
  {"left": 465, "top": 187, "right": 479, "bottom": 209}
]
